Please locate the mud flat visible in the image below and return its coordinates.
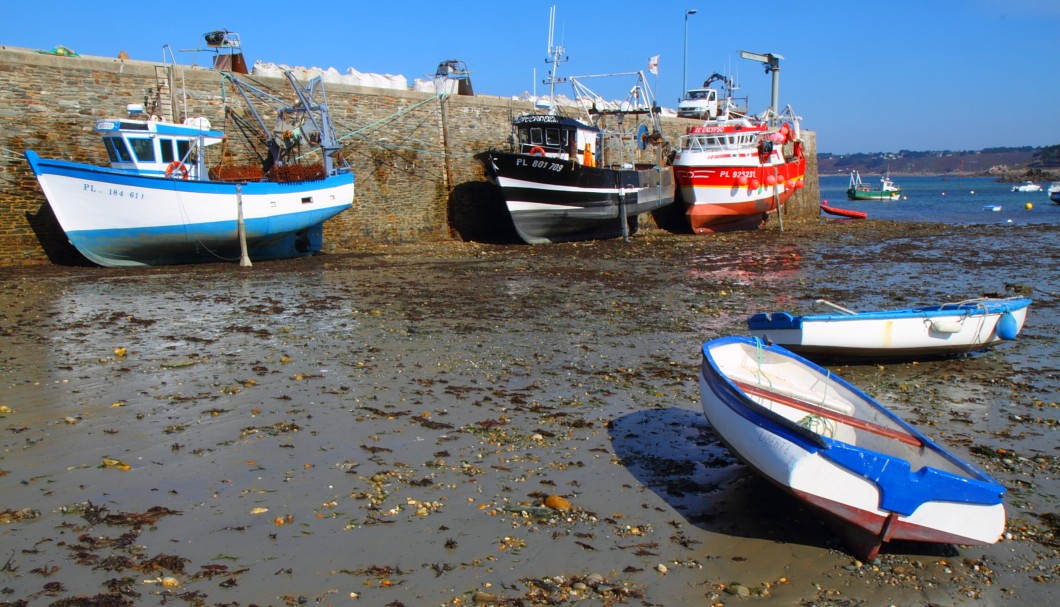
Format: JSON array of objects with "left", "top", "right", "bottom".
[{"left": 0, "top": 219, "right": 1056, "bottom": 606}]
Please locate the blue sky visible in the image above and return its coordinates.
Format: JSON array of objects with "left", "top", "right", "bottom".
[{"left": 3, "top": 0, "right": 1058, "bottom": 154}]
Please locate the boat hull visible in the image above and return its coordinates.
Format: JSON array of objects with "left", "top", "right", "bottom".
[
  {"left": 674, "top": 157, "right": 805, "bottom": 234},
  {"left": 699, "top": 336, "right": 1006, "bottom": 559},
  {"left": 479, "top": 151, "right": 674, "bottom": 244},
  {"left": 819, "top": 203, "right": 867, "bottom": 219},
  {"left": 747, "top": 298, "right": 1031, "bottom": 360},
  {"left": 847, "top": 189, "right": 901, "bottom": 201},
  {"left": 25, "top": 151, "right": 354, "bottom": 267}
]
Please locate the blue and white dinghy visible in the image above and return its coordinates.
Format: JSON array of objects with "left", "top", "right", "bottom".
[
  {"left": 25, "top": 70, "right": 353, "bottom": 267},
  {"left": 699, "top": 336, "right": 1006, "bottom": 560},
  {"left": 747, "top": 297, "right": 1031, "bottom": 360}
]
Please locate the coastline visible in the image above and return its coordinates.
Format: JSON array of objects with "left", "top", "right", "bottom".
[{"left": 1, "top": 219, "right": 1056, "bottom": 606}]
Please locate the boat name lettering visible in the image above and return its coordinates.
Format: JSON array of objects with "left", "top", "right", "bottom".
[
  {"left": 515, "top": 115, "right": 560, "bottom": 124},
  {"left": 720, "top": 170, "right": 756, "bottom": 178},
  {"left": 83, "top": 183, "right": 143, "bottom": 199},
  {"left": 516, "top": 158, "right": 564, "bottom": 172},
  {"left": 690, "top": 126, "right": 728, "bottom": 134},
  {"left": 759, "top": 432, "right": 796, "bottom": 456}
]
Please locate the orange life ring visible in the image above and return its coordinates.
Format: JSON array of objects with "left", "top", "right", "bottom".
[
  {"left": 529, "top": 146, "right": 546, "bottom": 156},
  {"left": 165, "top": 161, "right": 189, "bottom": 179}
]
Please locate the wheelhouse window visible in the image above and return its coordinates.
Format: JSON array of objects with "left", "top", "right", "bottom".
[
  {"left": 160, "top": 138, "right": 175, "bottom": 163},
  {"left": 103, "top": 137, "right": 133, "bottom": 163},
  {"left": 176, "top": 140, "right": 191, "bottom": 162},
  {"left": 522, "top": 127, "right": 569, "bottom": 147},
  {"left": 128, "top": 138, "right": 155, "bottom": 162},
  {"left": 545, "top": 128, "right": 563, "bottom": 147},
  {"left": 528, "top": 127, "right": 544, "bottom": 146}
]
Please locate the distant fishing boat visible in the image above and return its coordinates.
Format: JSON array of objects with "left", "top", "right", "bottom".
[
  {"left": 847, "top": 171, "right": 901, "bottom": 201},
  {"left": 1048, "top": 182, "right": 1060, "bottom": 203},
  {"left": 1011, "top": 181, "right": 1041, "bottom": 193}
]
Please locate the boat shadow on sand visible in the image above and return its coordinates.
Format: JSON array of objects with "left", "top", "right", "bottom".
[
  {"left": 24, "top": 205, "right": 93, "bottom": 266},
  {"left": 447, "top": 180, "right": 522, "bottom": 244},
  {"left": 608, "top": 406, "right": 958, "bottom": 558}
]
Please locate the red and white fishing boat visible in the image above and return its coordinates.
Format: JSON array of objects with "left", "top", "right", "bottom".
[{"left": 673, "top": 115, "right": 806, "bottom": 233}]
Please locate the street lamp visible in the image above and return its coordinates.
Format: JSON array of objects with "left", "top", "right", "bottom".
[{"left": 683, "top": 9, "right": 698, "bottom": 100}]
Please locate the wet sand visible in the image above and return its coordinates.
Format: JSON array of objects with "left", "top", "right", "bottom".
[{"left": 1, "top": 219, "right": 1057, "bottom": 606}]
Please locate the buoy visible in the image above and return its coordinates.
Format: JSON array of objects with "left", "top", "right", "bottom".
[
  {"left": 1025, "top": 202, "right": 1033, "bottom": 210},
  {"left": 765, "top": 174, "right": 777, "bottom": 186},
  {"left": 822, "top": 199, "right": 829, "bottom": 205},
  {"left": 738, "top": 176, "right": 749, "bottom": 186},
  {"left": 996, "top": 312, "right": 1019, "bottom": 340},
  {"left": 750, "top": 178, "right": 760, "bottom": 190}
]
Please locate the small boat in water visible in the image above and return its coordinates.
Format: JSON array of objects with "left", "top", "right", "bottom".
[
  {"left": 819, "top": 200, "right": 867, "bottom": 219},
  {"left": 698, "top": 336, "right": 1006, "bottom": 560},
  {"left": 846, "top": 170, "right": 901, "bottom": 201},
  {"left": 1011, "top": 181, "right": 1042, "bottom": 193},
  {"left": 1048, "top": 182, "right": 1060, "bottom": 203},
  {"left": 747, "top": 297, "right": 1031, "bottom": 361},
  {"left": 476, "top": 8, "right": 674, "bottom": 244},
  {"left": 25, "top": 65, "right": 353, "bottom": 267}
]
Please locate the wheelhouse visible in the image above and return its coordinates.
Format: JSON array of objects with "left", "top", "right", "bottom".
[
  {"left": 678, "top": 119, "right": 766, "bottom": 153},
  {"left": 513, "top": 114, "right": 600, "bottom": 166},
  {"left": 94, "top": 118, "right": 224, "bottom": 179}
]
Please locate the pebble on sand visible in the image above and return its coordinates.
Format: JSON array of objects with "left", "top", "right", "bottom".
[{"left": 543, "top": 495, "right": 571, "bottom": 511}]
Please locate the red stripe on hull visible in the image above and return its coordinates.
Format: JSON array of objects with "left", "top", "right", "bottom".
[
  {"left": 793, "top": 488, "right": 992, "bottom": 560},
  {"left": 675, "top": 157, "right": 805, "bottom": 234}
]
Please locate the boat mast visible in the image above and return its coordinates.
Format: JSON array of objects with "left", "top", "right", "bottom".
[{"left": 542, "top": 5, "right": 568, "bottom": 113}]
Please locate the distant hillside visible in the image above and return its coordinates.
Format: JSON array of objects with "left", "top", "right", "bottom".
[{"left": 818, "top": 145, "right": 1060, "bottom": 182}]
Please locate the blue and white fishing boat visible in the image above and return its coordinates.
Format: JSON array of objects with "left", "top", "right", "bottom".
[
  {"left": 699, "top": 336, "right": 1006, "bottom": 560},
  {"left": 24, "top": 70, "right": 353, "bottom": 267},
  {"left": 747, "top": 297, "right": 1031, "bottom": 360}
]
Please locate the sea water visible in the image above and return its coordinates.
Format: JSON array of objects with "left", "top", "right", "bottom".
[{"left": 818, "top": 174, "right": 1060, "bottom": 226}]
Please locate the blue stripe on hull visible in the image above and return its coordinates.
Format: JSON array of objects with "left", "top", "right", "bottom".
[
  {"left": 747, "top": 298, "right": 1033, "bottom": 330},
  {"left": 65, "top": 208, "right": 345, "bottom": 267}
]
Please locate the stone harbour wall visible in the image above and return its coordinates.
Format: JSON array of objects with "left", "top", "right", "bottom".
[{"left": 0, "top": 46, "right": 818, "bottom": 266}]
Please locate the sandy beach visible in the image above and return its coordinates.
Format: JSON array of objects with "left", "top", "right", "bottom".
[{"left": 1, "top": 219, "right": 1056, "bottom": 607}]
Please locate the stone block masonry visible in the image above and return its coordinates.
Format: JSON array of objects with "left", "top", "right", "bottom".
[{"left": 0, "top": 46, "right": 817, "bottom": 266}]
